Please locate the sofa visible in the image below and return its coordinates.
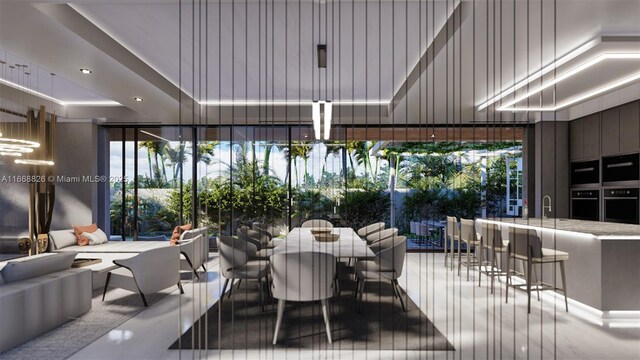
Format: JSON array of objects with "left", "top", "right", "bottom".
[
  {"left": 49, "top": 228, "right": 210, "bottom": 285},
  {"left": 0, "top": 252, "right": 92, "bottom": 353}
]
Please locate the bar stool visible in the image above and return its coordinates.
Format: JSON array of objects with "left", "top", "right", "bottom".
[
  {"left": 477, "top": 221, "right": 508, "bottom": 293},
  {"left": 445, "top": 216, "right": 459, "bottom": 270},
  {"left": 458, "top": 218, "right": 481, "bottom": 281},
  {"left": 505, "top": 227, "right": 569, "bottom": 313}
]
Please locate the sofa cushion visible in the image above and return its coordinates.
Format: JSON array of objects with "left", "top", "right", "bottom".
[
  {"left": 49, "top": 229, "right": 78, "bottom": 250},
  {"left": 1, "top": 252, "right": 76, "bottom": 283}
]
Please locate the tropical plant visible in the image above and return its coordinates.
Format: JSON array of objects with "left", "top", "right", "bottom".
[{"left": 339, "top": 189, "right": 390, "bottom": 230}]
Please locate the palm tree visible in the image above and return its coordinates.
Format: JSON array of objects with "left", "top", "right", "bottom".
[
  {"left": 196, "top": 141, "right": 218, "bottom": 166},
  {"left": 163, "top": 143, "right": 189, "bottom": 187},
  {"left": 346, "top": 141, "right": 374, "bottom": 180},
  {"left": 138, "top": 141, "right": 155, "bottom": 183},
  {"left": 399, "top": 154, "right": 457, "bottom": 190},
  {"left": 289, "top": 142, "right": 312, "bottom": 187},
  {"left": 321, "top": 142, "right": 342, "bottom": 179}
]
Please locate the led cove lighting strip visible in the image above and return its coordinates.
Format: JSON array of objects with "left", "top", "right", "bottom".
[
  {"left": 477, "top": 40, "right": 598, "bottom": 110},
  {"left": 0, "top": 77, "right": 120, "bottom": 107},
  {"left": 496, "top": 53, "right": 640, "bottom": 112},
  {"left": 199, "top": 99, "right": 387, "bottom": 106},
  {"left": 504, "top": 70, "right": 640, "bottom": 112}
]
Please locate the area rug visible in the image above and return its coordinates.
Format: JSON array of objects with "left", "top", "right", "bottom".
[
  {"left": 0, "top": 272, "right": 200, "bottom": 360},
  {"left": 170, "top": 273, "right": 454, "bottom": 351}
]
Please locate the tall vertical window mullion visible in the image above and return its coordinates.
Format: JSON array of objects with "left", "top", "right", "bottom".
[
  {"left": 133, "top": 128, "right": 139, "bottom": 241},
  {"left": 192, "top": 126, "right": 198, "bottom": 227},
  {"left": 120, "top": 128, "right": 126, "bottom": 240}
]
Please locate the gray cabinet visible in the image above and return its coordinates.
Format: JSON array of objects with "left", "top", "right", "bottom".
[
  {"left": 583, "top": 113, "right": 601, "bottom": 158},
  {"left": 601, "top": 108, "right": 620, "bottom": 156},
  {"left": 570, "top": 118, "right": 584, "bottom": 160},
  {"left": 619, "top": 101, "right": 640, "bottom": 153}
]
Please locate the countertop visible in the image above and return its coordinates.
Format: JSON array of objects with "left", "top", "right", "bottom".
[{"left": 476, "top": 218, "right": 640, "bottom": 239}]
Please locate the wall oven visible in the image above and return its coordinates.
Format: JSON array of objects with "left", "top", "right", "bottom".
[
  {"left": 571, "top": 190, "right": 600, "bottom": 221},
  {"left": 602, "top": 153, "right": 639, "bottom": 184},
  {"left": 571, "top": 160, "right": 600, "bottom": 186},
  {"left": 603, "top": 188, "right": 639, "bottom": 224}
]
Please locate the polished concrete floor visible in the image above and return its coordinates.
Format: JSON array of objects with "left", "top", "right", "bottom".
[{"left": 69, "top": 253, "right": 640, "bottom": 359}]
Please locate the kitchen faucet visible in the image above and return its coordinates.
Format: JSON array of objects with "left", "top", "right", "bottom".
[{"left": 543, "top": 195, "right": 552, "bottom": 219}]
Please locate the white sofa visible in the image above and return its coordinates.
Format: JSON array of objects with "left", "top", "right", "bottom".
[
  {"left": 0, "top": 253, "right": 92, "bottom": 353},
  {"left": 49, "top": 228, "right": 210, "bottom": 285}
]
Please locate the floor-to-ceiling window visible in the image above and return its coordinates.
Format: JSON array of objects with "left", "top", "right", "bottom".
[{"left": 104, "top": 125, "right": 522, "bottom": 249}]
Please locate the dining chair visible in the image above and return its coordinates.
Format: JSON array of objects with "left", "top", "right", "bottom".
[
  {"left": 301, "top": 219, "right": 333, "bottom": 229},
  {"left": 505, "top": 227, "right": 569, "bottom": 313},
  {"left": 365, "top": 227, "right": 398, "bottom": 246},
  {"left": 356, "top": 222, "right": 385, "bottom": 238},
  {"left": 410, "top": 221, "right": 418, "bottom": 240},
  {"left": 417, "top": 222, "right": 430, "bottom": 245},
  {"left": 102, "top": 246, "right": 183, "bottom": 307},
  {"left": 355, "top": 235, "right": 407, "bottom": 312},
  {"left": 477, "top": 221, "right": 509, "bottom": 293},
  {"left": 217, "top": 235, "right": 269, "bottom": 311},
  {"left": 458, "top": 219, "right": 481, "bottom": 281},
  {"left": 445, "top": 216, "right": 460, "bottom": 270},
  {"left": 237, "top": 228, "right": 273, "bottom": 260},
  {"left": 271, "top": 252, "right": 336, "bottom": 345},
  {"left": 252, "top": 222, "right": 281, "bottom": 238}
]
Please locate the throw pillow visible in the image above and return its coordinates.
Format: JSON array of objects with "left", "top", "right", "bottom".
[
  {"left": 170, "top": 224, "right": 192, "bottom": 245},
  {"left": 93, "top": 228, "right": 109, "bottom": 244},
  {"left": 82, "top": 229, "right": 109, "bottom": 246},
  {"left": 73, "top": 224, "right": 98, "bottom": 246}
]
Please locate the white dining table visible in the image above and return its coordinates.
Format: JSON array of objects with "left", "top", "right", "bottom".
[{"left": 271, "top": 227, "right": 375, "bottom": 259}]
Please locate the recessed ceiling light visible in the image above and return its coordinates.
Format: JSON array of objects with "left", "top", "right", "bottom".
[
  {"left": 80, "top": 68, "right": 92, "bottom": 74},
  {"left": 134, "top": 97, "right": 143, "bottom": 102}
]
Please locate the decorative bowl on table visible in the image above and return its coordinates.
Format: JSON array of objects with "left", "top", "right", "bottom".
[
  {"left": 313, "top": 233, "right": 340, "bottom": 242},
  {"left": 310, "top": 227, "right": 332, "bottom": 235}
]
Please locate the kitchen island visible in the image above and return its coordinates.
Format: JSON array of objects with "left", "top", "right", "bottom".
[{"left": 475, "top": 218, "right": 640, "bottom": 312}]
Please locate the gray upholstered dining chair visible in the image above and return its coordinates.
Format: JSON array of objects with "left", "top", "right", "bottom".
[
  {"left": 301, "top": 219, "right": 333, "bottom": 229},
  {"left": 252, "top": 222, "right": 281, "bottom": 238},
  {"left": 217, "top": 235, "right": 269, "bottom": 310},
  {"left": 365, "top": 227, "right": 398, "bottom": 246},
  {"left": 237, "top": 228, "right": 273, "bottom": 260},
  {"left": 458, "top": 218, "right": 481, "bottom": 281},
  {"left": 356, "top": 222, "right": 385, "bottom": 238},
  {"left": 102, "top": 246, "right": 183, "bottom": 307},
  {"left": 355, "top": 235, "right": 407, "bottom": 312},
  {"left": 477, "top": 221, "right": 509, "bottom": 293},
  {"left": 271, "top": 252, "right": 336, "bottom": 345},
  {"left": 505, "top": 227, "right": 569, "bottom": 313}
]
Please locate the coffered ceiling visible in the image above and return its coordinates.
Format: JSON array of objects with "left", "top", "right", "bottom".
[{"left": 0, "top": 0, "right": 639, "bottom": 126}]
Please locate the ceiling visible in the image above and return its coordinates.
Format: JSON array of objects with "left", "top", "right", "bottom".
[{"left": 0, "top": 0, "right": 639, "bottom": 127}]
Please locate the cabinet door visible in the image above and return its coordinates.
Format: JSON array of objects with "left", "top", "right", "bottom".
[
  {"left": 583, "top": 113, "right": 601, "bottom": 158},
  {"left": 619, "top": 101, "right": 640, "bottom": 153},
  {"left": 601, "top": 108, "right": 620, "bottom": 155},
  {"left": 570, "top": 119, "right": 584, "bottom": 160}
]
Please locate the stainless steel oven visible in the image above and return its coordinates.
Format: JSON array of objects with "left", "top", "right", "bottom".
[
  {"left": 603, "top": 188, "right": 639, "bottom": 224},
  {"left": 571, "top": 190, "right": 599, "bottom": 221}
]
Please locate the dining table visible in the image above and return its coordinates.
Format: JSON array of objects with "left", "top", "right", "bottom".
[{"left": 271, "top": 227, "right": 375, "bottom": 259}]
